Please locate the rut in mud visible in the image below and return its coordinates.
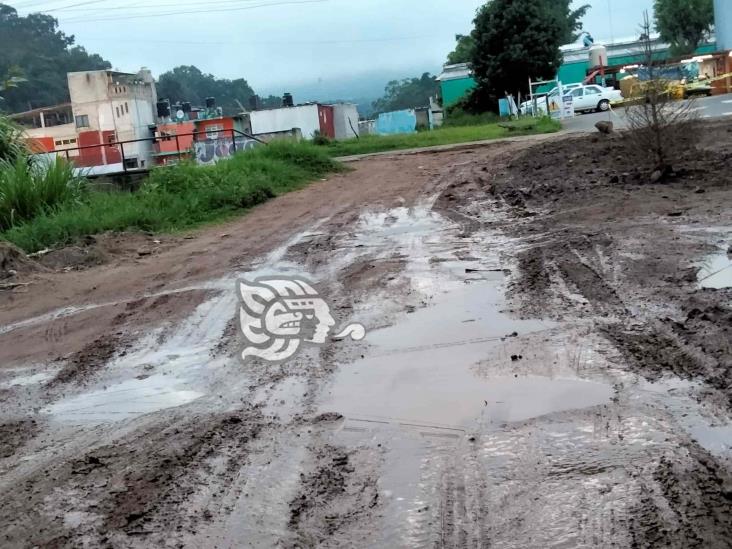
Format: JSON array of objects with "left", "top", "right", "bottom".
[{"left": 0, "top": 127, "right": 731, "bottom": 547}]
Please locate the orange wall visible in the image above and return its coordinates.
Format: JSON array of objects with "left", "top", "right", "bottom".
[
  {"left": 195, "top": 117, "right": 235, "bottom": 140},
  {"left": 156, "top": 121, "right": 196, "bottom": 153},
  {"left": 27, "top": 137, "right": 55, "bottom": 153}
]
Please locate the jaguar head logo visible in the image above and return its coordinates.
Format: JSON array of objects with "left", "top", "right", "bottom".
[{"left": 238, "top": 276, "right": 365, "bottom": 363}]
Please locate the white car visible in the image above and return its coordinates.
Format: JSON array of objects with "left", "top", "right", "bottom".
[
  {"left": 520, "top": 83, "right": 582, "bottom": 115},
  {"left": 565, "top": 85, "right": 623, "bottom": 113}
]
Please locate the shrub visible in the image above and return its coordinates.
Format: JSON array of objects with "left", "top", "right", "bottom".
[
  {"left": 1, "top": 141, "right": 342, "bottom": 252},
  {"left": 0, "top": 115, "right": 26, "bottom": 164},
  {"left": 312, "top": 130, "right": 332, "bottom": 146},
  {"left": 0, "top": 155, "right": 85, "bottom": 231}
]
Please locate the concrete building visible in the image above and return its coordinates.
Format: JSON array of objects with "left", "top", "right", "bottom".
[
  {"left": 438, "top": 36, "right": 720, "bottom": 108},
  {"left": 11, "top": 68, "right": 158, "bottom": 170},
  {"left": 246, "top": 102, "right": 360, "bottom": 140},
  {"left": 437, "top": 63, "right": 477, "bottom": 107}
]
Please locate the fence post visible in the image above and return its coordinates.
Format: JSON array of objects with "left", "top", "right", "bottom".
[
  {"left": 64, "top": 149, "right": 70, "bottom": 163},
  {"left": 231, "top": 129, "right": 237, "bottom": 154},
  {"left": 120, "top": 142, "right": 127, "bottom": 173},
  {"left": 175, "top": 134, "right": 181, "bottom": 163}
]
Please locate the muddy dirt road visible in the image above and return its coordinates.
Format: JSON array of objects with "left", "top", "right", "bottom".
[{"left": 1, "top": 127, "right": 731, "bottom": 548}]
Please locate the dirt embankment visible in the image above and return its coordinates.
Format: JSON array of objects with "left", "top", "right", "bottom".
[
  {"left": 436, "top": 121, "right": 732, "bottom": 404},
  {"left": 432, "top": 120, "right": 732, "bottom": 546}
]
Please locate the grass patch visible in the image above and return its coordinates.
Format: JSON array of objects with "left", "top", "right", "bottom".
[
  {"left": 0, "top": 156, "right": 86, "bottom": 230},
  {"left": 323, "top": 117, "right": 560, "bottom": 157},
  {"left": 1, "top": 141, "right": 341, "bottom": 253}
]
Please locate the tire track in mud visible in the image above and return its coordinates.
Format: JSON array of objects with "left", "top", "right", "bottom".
[
  {"left": 0, "top": 405, "right": 265, "bottom": 547},
  {"left": 426, "top": 128, "right": 732, "bottom": 547}
]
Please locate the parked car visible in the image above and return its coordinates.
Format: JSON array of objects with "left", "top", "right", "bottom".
[
  {"left": 519, "top": 83, "right": 582, "bottom": 115},
  {"left": 565, "top": 85, "right": 623, "bottom": 113}
]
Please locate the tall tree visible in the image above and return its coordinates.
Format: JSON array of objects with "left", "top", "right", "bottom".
[
  {"left": 447, "top": 34, "right": 477, "bottom": 65},
  {"left": 467, "top": 0, "right": 588, "bottom": 111},
  {"left": 0, "top": 4, "right": 110, "bottom": 113},
  {"left": 654, "top": 0, "right": 714, "bottom": 56},
  {"left": 156, "top": 65, "right": 255, "bottom": 116},
  {"left": 372, "top": 73, "right": 438, "bottom": 114}
]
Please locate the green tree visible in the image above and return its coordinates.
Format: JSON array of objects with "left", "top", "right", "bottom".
[
  {"left": 467, "top": 0, "right": 588, "bottom": 111},
  {"left": 447, "top": 34, "right": 477, "bottom": 65},
  {"left": 654, "top": 0, "right": 714, "bottom": 56},
  {"left": 372, "top": 73, "right": 438, "bottom": 114},
  {"left": 157, "top": 65, "right": 255, "bottom": 116},
  {"left": 0, "top": 4, "right": 110, "bottom": 113},
  {"left": 0, "top": 67, "right": 26, "bottom": 103}
]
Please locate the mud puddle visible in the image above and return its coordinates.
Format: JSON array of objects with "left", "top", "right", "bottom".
[
  {"left": 40, "top": 225, "right": 331, "bottom": 424},
  {"left": 320, "top": 276, "right": 610, "bottom": 428},
  {"left": 697, "top": 250, "right": 732, "bottom": 289}
]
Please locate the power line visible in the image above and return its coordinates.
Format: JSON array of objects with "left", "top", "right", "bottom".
[
  {"left": 41, "top": 0, "right": 118, "bottom": 11},
  {"left": 8, "top": 0, "right": 86, "bottom": 9},
  {"left": 56, "top": 0, "right": 328, "bottom": 23},
  {"left": 42, "top": 0, "right": 268, "bottom": 12},
  {"left": 77, "top": 34, "right": 434, "bottom": 46}
]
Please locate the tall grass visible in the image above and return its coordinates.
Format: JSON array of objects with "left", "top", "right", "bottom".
[
  {"left": 0, "top": 156, "right": 86, "bottom": 231},
  {"left": 1, "top": 141, "right": 341, "bottom": 253},
  {"left": 0, "top": 116, "right": 26, "bottom": 164}
]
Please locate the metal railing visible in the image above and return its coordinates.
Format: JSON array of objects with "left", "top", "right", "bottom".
[{"left": 45, "top": 128, "right": 265, "bottom": 174}]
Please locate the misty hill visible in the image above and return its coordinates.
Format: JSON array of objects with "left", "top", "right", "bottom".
[{"left": 259, "top": 67, "right": 441, "bottom": 117}]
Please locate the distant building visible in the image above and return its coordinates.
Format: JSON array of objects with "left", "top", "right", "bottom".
[
  {"left": 11, "top": 69, "right": 157, "bottom": 170},
  {"left": 245, "top": 102, "right": 360, "bottom": 140},
  {"left": 437, "top": 63, "right": 476, "bottom": 108},
  {"left": 438, "top": 35, "right": 722, "bottom": 108}
]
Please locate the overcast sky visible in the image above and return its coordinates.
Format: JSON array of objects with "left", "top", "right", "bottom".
[{"left": 10, "top": 0, "right": 655, "bottom": 92}]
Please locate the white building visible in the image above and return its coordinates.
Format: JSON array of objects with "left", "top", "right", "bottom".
[
  {"left": 12, "top": 68, "right": 158, "bottom": 170},
  {"left": 248, "top": 102, "right": 360, "bottom": 140}
]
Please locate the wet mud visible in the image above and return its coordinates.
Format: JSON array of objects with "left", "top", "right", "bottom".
[{"left": 0, "top": 127, "right": 730, "bottom": 547}]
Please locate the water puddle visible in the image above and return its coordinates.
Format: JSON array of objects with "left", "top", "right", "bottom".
[
  {"left": 0, "top": 371, "right": 53, "bottom": 388},
  {"left": 697, "top": 251, "right": 732, "bottom": 289},
  {"left": 45, "top": 374, "right": 203, "bottom": 421},
  {"left": 321, "top": 276, "right": 611, "bottom": 429},
  {"left": 639, "top": 377, "right": 732, "bottom": 457},
  {"left": 40, "top": 224, "right": 336, "bottom": 424}
]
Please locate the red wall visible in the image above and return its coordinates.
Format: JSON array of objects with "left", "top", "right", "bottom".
[
  {"left": 102, "top": 130, "right": 122, "bottom": 164},
  {"left": 77, "top": 131, "right": 104, "bottom": 167}
]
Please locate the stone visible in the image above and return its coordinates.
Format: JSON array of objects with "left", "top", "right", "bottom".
[{"left": 595, "top": 120, "right": 614, "bottom": 134}]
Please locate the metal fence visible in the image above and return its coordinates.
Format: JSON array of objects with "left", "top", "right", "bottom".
[{"left": 45, "top": 128, "right": 265, "bottom": 175}]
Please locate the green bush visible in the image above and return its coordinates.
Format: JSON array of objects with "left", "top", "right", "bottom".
[
  {"left": 0, "top": 115, "right": 27, "bottom": 164},
  {"left": 1, "top": 141, "right": 342, "bottom": 252},
  {"left": 0, "top": 156, "right": 85, "bottom": 231}
]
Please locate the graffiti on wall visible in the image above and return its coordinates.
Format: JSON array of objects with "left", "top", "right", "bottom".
[{"left": 194, "top": 136, "right": 259, "bottom": 165}]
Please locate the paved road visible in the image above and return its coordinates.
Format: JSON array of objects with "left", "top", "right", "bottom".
[{"left": 562, "top": 93, "right": 732, "bottom": 132}]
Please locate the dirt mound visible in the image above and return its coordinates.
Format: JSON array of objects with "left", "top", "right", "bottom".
[{"left": 0, "top": 242, "right": 42, "bottom": 280}]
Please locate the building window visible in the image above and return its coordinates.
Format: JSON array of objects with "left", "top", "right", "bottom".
[
  {"left": 125, "top": 102, "right": 129, "bottom": 114},
  {"left": 116, "top": 106, "right": 120, "bottom": 117},
  {"left": 205, "top": 123, "right": 224, "bottom": 139},
  {"left": 75, "top": 114, "right": 89, "bottom": 128},
  {"left": 54, "top": 140, "right": 63, "bottom": 146}
]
